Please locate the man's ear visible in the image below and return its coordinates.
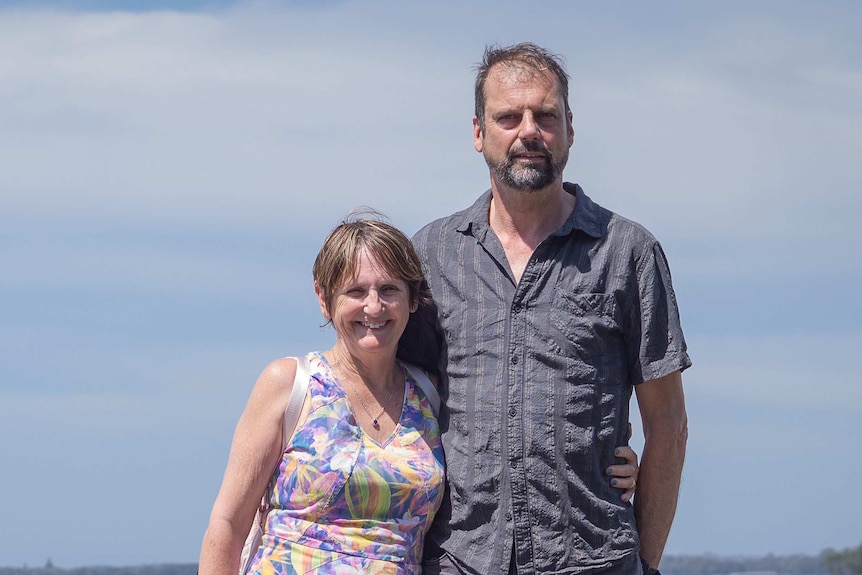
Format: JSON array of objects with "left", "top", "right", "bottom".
[{"left": 473, "top": 115, "right": 484, "bottom": 153}]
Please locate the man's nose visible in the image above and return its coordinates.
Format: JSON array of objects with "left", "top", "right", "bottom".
[{"left": 519, "top": 112, "right": 540, "bottom": 140}]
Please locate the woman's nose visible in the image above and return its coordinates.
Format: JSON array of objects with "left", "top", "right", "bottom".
[{"left": 364, "top": 290, "right": 383, "bottom": 314}]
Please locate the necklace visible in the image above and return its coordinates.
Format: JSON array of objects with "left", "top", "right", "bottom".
[{"left": 345, "top": 370, "right": 399, "bottom": 428}]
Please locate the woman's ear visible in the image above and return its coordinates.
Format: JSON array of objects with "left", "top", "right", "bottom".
[{"left": 314, "top": 281, "right": 330, "bottom": 320}]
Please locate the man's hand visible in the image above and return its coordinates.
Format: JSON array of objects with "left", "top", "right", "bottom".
[{"left": 606, "top": 444, "right": 639, "bottom": 503}]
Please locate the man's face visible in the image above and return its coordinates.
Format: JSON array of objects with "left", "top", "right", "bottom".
[{"left": 474, "top": 65, "right": 574, "bottom": 192}]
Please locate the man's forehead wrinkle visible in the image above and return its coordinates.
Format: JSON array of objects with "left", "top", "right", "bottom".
[
  {"left": 492, "top": 61, "right": 554, "bottom": 87},
  {"left": 488, "top": 65, "right": 560, "bottom": 110}
]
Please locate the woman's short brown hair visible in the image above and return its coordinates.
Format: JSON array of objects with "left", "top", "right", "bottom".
[{"left": 313, "top": 209, "right": 430, "bottom": 320}]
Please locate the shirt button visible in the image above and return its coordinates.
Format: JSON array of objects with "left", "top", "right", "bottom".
[
  {"left": 506, "top": 511, "right": 513, "bottom": 521},
  {"left": 508, "top": 406, "right": 516, "bottom": 417},
  {"left": 510, "top": 459, "right": 517, "bottom": 469},
  {"left": 511, "top": 355, "right": 519, "bottom": 365},
  {"left": 513, "top": 304, "right": 522, "bottom": 313}
]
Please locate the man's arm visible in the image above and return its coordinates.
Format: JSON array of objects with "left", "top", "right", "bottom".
[{"left": 633, "top": 369, "right": 687, "bottom": 570}]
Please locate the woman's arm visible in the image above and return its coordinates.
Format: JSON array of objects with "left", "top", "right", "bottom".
[{"left": 198, "top": 357, "right": 297, "bottom": 575}]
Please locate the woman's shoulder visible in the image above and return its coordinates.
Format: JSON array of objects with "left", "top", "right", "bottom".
[
  {"left": 252, "top": 356, "right": 307, "bottom": 406},
  {"left": 260, "top": 356, "right": 298, "bottom": 381},
  {"left": 257, "top": 352, "right": 326, "bottom": 395}
]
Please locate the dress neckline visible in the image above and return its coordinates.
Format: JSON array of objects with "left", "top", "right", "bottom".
[{"left": 313, "top": 352, "right": 408, "bottom": 448}]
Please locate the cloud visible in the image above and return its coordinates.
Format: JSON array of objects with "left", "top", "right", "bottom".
[
  {"left": 569, "top": 20, "right": 862, "bottom": 245},
  {"left": 630, "top": 331, "right": 861, "bottom": 556},
  {"left": 688, "top": 332, "right": 862, "bottom": 411},
  {"left": 0, "top": 5, "right": 479, "bottom": 236},
  {"left": 3, "top": 2, "right": 859, "bottom": 249}
]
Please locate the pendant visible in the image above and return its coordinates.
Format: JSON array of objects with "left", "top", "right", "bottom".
[{"left": 372, "top": 418, "right": 380, "bottom": 427}]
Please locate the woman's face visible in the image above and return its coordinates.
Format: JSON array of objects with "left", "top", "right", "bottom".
[{"left": 316, "top": 248, "right": 416, "bottom": 359}]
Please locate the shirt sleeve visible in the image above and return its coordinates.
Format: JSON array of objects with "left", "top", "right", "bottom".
[
  {"left": 628, "top": 240, "right": 692, "bottom": 385},
  {"left": 396, "top": 229, "right": 445, "bottom": 377}
]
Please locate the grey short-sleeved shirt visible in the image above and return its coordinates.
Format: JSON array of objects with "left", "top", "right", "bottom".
[{"left": 411, "top": 184, "right": 691, "bottom": 575}]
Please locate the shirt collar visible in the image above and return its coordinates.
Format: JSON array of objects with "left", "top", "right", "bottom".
[{"left": 455, "top": 183, "right": 605, "bottom": 240}]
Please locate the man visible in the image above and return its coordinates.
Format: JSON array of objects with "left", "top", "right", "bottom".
[{"left": 411, "top": 43, "right": 691, "bottom": 575}]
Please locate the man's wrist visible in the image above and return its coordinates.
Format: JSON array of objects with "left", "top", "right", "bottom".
[{"left": 640, "top": 556, "right": 661, "bottom": 575}]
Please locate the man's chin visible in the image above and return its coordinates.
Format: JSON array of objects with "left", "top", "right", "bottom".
[{"left": 504, "top": 169, "right": 554, "bottom": 191}]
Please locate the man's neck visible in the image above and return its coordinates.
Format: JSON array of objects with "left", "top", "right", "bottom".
[
  {"left": 488, "top": 180, "right": 575, "bottom": 249},
  {"left": 488, "top": 180, "right": 576, "bottom": 284}
]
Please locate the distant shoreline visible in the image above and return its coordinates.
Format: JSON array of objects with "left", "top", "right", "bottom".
[{"left": 0, "top": 552, "right": 833, "bottom": 575}]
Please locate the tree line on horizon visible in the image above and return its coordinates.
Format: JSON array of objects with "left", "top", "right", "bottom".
[{"left": 2, "top": 543, "right": 860, "bottom": 575}]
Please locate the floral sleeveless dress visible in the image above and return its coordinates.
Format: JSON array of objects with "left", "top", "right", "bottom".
[{"left": 248, "top": 352, "right": 445, "bottom": 574}]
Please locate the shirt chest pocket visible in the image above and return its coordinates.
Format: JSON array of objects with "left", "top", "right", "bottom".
[{"left": 549, "top": 292, "right": 625, "bottom": 382}]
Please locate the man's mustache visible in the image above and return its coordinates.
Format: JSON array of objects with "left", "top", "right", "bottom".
[{"left": 508, "top": 140, "right": 552, "bottom": 160}]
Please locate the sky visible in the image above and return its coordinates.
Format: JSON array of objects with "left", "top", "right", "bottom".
[{"left": 1, "top": 0, "right": 860, "bottom": 568}]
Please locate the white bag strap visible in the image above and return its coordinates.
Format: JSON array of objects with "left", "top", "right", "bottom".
[
  {"left": 282, "top": 355, "right": 310, "bottom": 449},
  {"left": 239, "top": 357, "right": 310, "bottom": 575},
  {"left": 401, "top": 361, "right": 440, "bottom": 415}
]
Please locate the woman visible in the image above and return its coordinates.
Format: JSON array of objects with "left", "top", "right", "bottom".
[{"left": 199, "top": 213, "right": 639, "bottom": 574}]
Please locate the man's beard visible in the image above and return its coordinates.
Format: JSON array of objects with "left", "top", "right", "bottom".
[{"left": 487, "top": 141, "right": 568, "bottom": 191}]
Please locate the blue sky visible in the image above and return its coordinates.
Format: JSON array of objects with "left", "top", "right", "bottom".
[{"left": 1, "top": 0, "right": 860, "bottom": 568}]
